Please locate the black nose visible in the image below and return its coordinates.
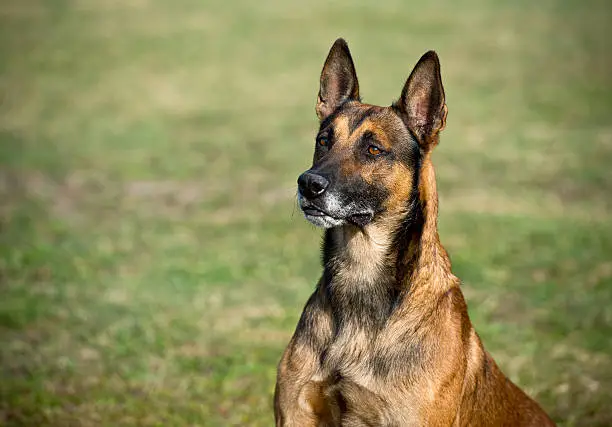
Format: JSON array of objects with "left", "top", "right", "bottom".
[{"left": 298, "top": 171, "right": 330, "bottom": 199}]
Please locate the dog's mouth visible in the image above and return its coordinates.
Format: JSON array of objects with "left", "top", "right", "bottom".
[
  {"left": 301, "top": 205, "right": 331, "bottom": 218},
  {"left": 300, "top": 203, "right": 373, "bottom": 228}
]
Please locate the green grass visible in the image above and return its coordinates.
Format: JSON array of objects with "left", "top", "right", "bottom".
[{"left": 1, "top": 0, "right": 611, "bottom": 425}]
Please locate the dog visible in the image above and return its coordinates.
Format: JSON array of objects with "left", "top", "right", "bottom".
[{"left": 274, "top": 39, "right": 555, "bottom": 426}]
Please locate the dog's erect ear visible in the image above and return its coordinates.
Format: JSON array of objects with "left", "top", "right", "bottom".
[
  {"left": 316, "top": 38, "right": 360, "bottom": 121},
  {"left": 395, "top": 51, "right": 447, "bottom": 150}
]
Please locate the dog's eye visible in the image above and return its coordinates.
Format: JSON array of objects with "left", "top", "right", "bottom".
[
  {"left": 318, "top": 137, "right": 328, "bottom": 147},
  {"left": 368, "top": 145, "right": 382, "bottom": 156}
]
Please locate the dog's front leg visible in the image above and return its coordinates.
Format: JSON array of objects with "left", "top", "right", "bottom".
[{"left": 274, "top": 341, "right": 333, "bottom": 427}]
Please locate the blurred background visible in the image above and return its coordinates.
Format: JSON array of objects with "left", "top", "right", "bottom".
[{"left": 1, "top": 0, "right": 611, "bottom": 426}]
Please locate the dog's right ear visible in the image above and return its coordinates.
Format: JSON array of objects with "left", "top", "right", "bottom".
[
  {"left": 316, "top": 38, "right": 360, "bottom": 121},
  {"left": 395, "top": 51, "right": 447, "bottom": 152}
]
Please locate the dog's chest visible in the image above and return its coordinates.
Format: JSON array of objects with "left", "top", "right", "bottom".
[
  {"left": 324, "top": 326, "right": 371, "bottom": 372},
  {"left": 308, "top": 327, "right": 424, "bottom": 426},
  {"left": 319, "top": 322, "right": 422, "bottom": 382}
]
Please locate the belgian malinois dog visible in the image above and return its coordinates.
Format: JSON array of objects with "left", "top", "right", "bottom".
[{"left": 274, "top": 39, "right": 555, "bottom": 426}]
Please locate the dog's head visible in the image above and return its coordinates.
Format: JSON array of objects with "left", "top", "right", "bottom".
[{"left": 298, "top": 39, "right": 448, "bottom": 229}]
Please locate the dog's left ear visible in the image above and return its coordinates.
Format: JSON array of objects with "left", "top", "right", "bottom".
[
  {"left": 316, "top": 38, "right": 360, "bottom": 121},
  {"left": 395, "top": 51, "right": 447, "bottom": 151}
]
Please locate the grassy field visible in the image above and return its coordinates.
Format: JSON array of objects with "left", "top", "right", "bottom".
[{"left": 1, "top": 0, "right": 611, "bottom": 425}]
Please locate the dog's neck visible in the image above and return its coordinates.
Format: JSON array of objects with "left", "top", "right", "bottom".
[
  {"left": 322, "top": 153, "right": 455, "bottom": 329},
  {"left": 407, "top": 153, "right": 453, "bottom": 286}
]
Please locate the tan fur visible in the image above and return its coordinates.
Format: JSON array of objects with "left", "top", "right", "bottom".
[
  {"left": 275, "top": 41, "right": 555, "bottom": 427},
  {"left": 333, "top": 225, "right": 391, "bottom": 285}
]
